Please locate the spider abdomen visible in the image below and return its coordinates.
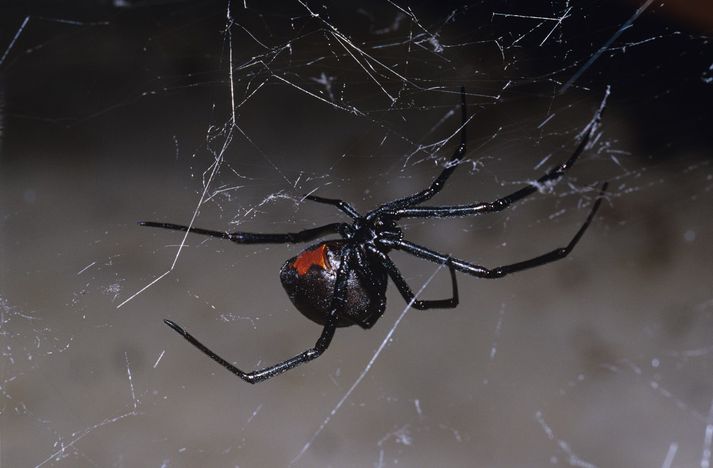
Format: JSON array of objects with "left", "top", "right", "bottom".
[{"left": 280, "top": 240, "right": 387, "bottom": 328}]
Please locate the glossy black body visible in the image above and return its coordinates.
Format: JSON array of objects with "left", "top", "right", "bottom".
[
  {"left": 141, "top": 87, "right": 608, "bottom": 384},
  {"left": 280, "top": 241, "right": 388, "bottom": 328}
]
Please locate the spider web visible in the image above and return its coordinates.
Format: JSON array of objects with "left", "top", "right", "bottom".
[{"left": 1, "top": 1, "right": 712, "bottom": 467}]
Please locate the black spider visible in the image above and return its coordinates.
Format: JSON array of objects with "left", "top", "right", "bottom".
[{"left": 141, "top": 88, "right": 607, "bottom": 384}]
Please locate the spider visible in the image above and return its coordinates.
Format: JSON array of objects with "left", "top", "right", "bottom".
[{"left": 141, "top": 88, "right": 607, "bottom": 384}]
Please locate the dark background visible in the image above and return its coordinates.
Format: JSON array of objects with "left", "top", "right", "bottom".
[{"left": 1, "top": 1, "right": 712, "bottom": 467}]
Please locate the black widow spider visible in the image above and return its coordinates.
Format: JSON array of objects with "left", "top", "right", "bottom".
[{"left": 141, "top": 88, "right": 607, "bottom": 384}]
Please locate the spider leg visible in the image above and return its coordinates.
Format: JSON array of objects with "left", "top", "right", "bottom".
[
  {"left": 370, "top": 87, "right": 468, "bottom": 215},
  {"left": 392, "top": 125, "right": 596, "bottom": 219},
  {"left": 304, "top": 195, "right": 360, "bottom": 219},
  {"left": 390, "top": 118, "right": 602, "bottom": 220},
  {"left": 380, "top": 183, "right": 607, "bottom": 279},
  {"left": 163, "top": 319, "right": 336, "bottom": 384},
  {"left": 367, "top": 246, "right": 459, "bottom": 310},
  {"left": 139, "top": 221, "right": 348, "bottom": 244},
  {"left": 163, "top": 245, "right": 353, "bottom": 384}
]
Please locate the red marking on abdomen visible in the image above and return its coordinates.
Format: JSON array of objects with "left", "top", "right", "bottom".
[{"left": 292, "top": 244, "right": 330, "bottom": 276}]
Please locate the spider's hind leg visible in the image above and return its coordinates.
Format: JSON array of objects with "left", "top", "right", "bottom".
[
  {"left": 163, "top": 245, "right": 356, "bottom": 384},
  {"left": 139, "top": 221, "right": 348, "bottom": 244},
  {"left": 163, "top": 318, "right": 336, "bottom": 384}
]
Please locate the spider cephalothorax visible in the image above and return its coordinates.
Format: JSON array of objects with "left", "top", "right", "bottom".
[{"left": 142, "top": 87, "right": 607, "bottom": 384}]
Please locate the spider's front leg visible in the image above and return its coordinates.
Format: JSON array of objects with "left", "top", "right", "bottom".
[
  {"left": 370, "top": 87, "right": 468, "bottom": 216},
  {"left": 382, "top": 183, "right": 608, "bottom": 279},
  {"left": 389, "top": 95, "right": 606, "bottom": 220},
  {"left": 163, "top": 246, "right": 353, "bottom": 384},
  {"left": 304, "top": 194, "right": 360, "bottom": 219}
]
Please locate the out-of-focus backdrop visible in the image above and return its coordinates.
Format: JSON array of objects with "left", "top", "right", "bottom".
[{"left": 1, "top": 1, "right": 712, "bottom": 467}]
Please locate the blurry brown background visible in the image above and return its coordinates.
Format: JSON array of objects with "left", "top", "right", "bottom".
[{"left": 1, "top": 1, "right": 712, "bottom": 467}]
